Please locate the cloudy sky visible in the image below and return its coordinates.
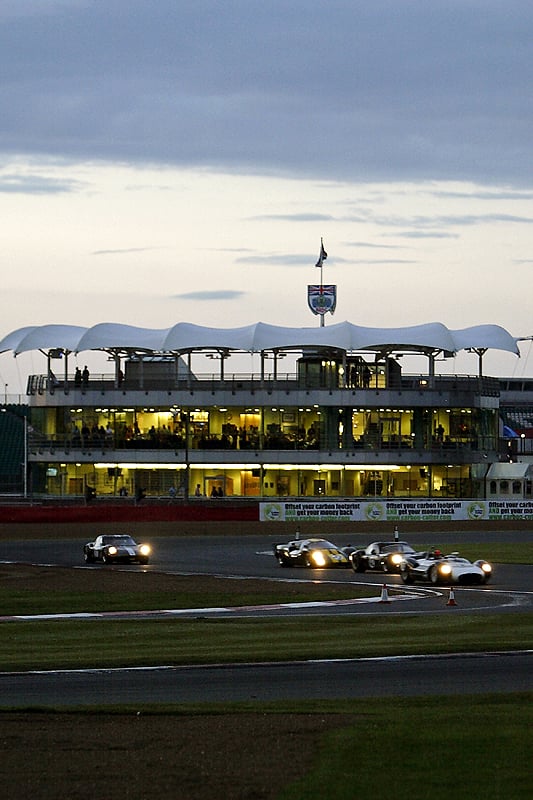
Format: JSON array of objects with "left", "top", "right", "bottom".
[{"left": 1, "top": 0, "right": 533, "bottom": 392}]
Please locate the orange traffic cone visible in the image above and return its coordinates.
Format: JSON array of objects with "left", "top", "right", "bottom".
[
  {"left": 446, "top": 587, "right": 458, "bottom": 606},
  {"left": 379, "top": 584, "right": 391, "bottom": 603}
]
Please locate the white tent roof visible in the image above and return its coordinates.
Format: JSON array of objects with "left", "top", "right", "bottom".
[
  {"left": 0, "top": 320, "right": 521, "bottom": 357},
  {"left": 486, "top": 463, "right": 533, "bottom": 479}
]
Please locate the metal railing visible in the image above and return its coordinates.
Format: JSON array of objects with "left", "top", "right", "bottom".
[
  {"left": 27, "top": 372, "right": 501, "bottom": 396},
  {"left": 28, "top": 429, "right": 499, "bottom": 455}
]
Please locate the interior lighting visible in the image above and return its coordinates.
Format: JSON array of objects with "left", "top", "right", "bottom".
[
  {"left": 345, "top": 464, "right": 401, "bottom": 471},
  {"left": 95, "top": 463, "right": 186, "bottom": 470},
  {"left": 262, "top": 464, "right": 343, "bottom": 471},
  {"left": 198, "top": 463, "right": 261, "bottom": 470}
]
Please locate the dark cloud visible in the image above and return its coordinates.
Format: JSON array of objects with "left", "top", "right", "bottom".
[
  {"left": 391, "top": 231, "right": 460, "bottom": 240},
  {"left": 0, "top": 173, "right": 82, "bottom": 194},
  {"left": 172, "top": 290, "right": 245, "bottom": 301},
  {"left": 343, "top": 241, "right": 403, "bottom": 249},
  {"left": 371, "top": 213, "right": 533, "bottom": 228},
  {"left": 92, "top": 247, "right": 164, "bottom": 255},
  {"left": 248, "top": 213, "right": 335, "bottom": 223},
  {"left": 351, "top": 259, "right": 419, "bottom": 265},
  {"left": 0, "top": 1, "right": 532, "bottom": 185},
  {"left": 235, "top": 253, "right": 325, "bottom": 266}
]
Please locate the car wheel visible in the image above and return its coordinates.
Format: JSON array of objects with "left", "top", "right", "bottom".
[
  {"left": 352, "top": 556, "right": 366, "bottom": 573},
  {"left": 429, "top": 566, "right": 441, "bottom": 585},
  {"left": 278, "top": 557, "right": 290, "bottom": 567},
  {"left": 400, "top": 567, "right": 413, "bottom": 584},
  {"left": 102, "top": 553, "right": 111, "bottom": 564},
  {"left": 84, "top": 551, "right": 94, "bottom": 564}
]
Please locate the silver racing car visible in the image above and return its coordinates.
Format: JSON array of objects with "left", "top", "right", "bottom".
[{"left": 399, "top": 548, "right": 492, "bottom": 585}]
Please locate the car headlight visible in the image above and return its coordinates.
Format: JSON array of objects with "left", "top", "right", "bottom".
[
  {"left": 139, "top": 545, "right": 151, "bottom": 556},
  {"left": 481, "top": 562, "right": 492, "bottom": 573},
  {"left": 107, "top": 546, "right": 117, "bottom": 555},
  {"left": 311, "top": 551, "right": 326, "bottom": 567},
  {"left": 439, "top": 563, "right": 452, "bottom": 575},
  {"left": 391, "top": 554, "right": 402, "bottom": 565}
]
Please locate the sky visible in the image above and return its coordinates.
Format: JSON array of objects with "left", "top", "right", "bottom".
[{"left": 1, "top": 0, "right": 533, "bottom": 394}]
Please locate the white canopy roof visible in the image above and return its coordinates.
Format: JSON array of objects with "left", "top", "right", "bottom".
[
  {"left": 486, "top": 463, "right": 533, "bottom": 479},
  {"left": 0, "top": 320, "right": 520, "bottom": 357}
]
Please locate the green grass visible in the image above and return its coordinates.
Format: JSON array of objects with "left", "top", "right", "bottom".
[
  {"left": 3, "top": 696, "right": 529, "bottom": 800},
  {"left": 436, "top": 541, "right": 533, "bottom": 564},
  {"left": 2, "top": 612, "right": 532, "bottom": 671},
  {"left": 276, "top": 694, "right": 532, "bottom": 800},
  {"left": 0, "top": 583, "right": 376, "bottom": 615}
]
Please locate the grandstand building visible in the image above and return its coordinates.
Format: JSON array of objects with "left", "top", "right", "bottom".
[{"left": 1, "top": 320, "right": 533, "bottom": 502}]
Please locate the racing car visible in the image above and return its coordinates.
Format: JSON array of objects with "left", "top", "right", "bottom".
[
  {"left": 83, "top": 534, "right": 151, "bottom": 564},
  {"left": 399, "top": 548, "right": 492, "bottom": 585},
  {"left": 273, "top": 538, "right": 351, "bottom": 568},
  {"left": 349, "top": 540, "right": 417, "bottom": 573}
]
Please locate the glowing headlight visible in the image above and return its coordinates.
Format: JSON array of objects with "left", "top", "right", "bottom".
[
  {"left": 107, "top": 546, "right": 117, "bottom": 555},
  {"left": 481, "top": 562, "right": 492, "bottom": 573},
  {"left": 439, "top": 563, "right": 452, "bottom": 575},
  {"left": 139, "top": 544, "right": 151, "bottom": 556},
  {"left": 391, "top": 554, "right": 402, "bottom": 565},
  {"left": 312, "top": 551, "right": 326, "bottom": 567}
]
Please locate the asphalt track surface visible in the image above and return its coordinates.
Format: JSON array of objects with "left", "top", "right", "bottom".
[
  {"left": 1, "top": 653, "right": 532, "bottom": 707},
  {"left": 0, "top": 529, "right": 532, "bottom": 705}
]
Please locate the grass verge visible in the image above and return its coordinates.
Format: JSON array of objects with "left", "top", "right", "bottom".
[
  {"left": 0, "top": 567, "right": 374, "bottom": 615},
  {"left": 277, "top": 693, "right": 532, "bottom": 800},
  {"left": 1, "top": 695, "right": 531, "bottom": 800},
  {"left": 431, "top": 542, "right": 533, "bottom": 563}
]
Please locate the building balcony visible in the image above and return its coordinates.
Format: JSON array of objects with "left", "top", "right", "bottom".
[
  {"left": 26, "top": 371, "right": 501, "bottom": 409},
  {"left": 27, "top": 432, "right": 499, "bottom": 466}
]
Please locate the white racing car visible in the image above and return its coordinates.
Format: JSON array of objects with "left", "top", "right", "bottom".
[
  {"left": 83, "top": 534, "right": 151, "bottom": 565},
  {"left": 399, "top": 548, "right": 492, "bottom": 585}
]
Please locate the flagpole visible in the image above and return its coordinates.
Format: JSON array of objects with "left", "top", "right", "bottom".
[
  {"left": 320, "top": 259, "right": 325, "bottom": 327},
  {"left": 317, "top": 238, "right": 326, "bottom": 328},
  {"left": 309, "top": 238, "right": 333, "bottom": 327}
]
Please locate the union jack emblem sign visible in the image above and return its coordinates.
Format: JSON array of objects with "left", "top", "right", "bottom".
[{"left": 307, "top": 284, "right": 337, "bottom": 316}]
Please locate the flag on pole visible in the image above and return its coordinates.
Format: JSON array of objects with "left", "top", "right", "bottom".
[{"left": 315, "top": 238, "right": 327, "bottom": 268}]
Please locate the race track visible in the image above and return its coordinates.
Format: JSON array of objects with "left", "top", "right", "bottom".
[{"left": 0, "top": 529, "right": 532, "bottom": 705}]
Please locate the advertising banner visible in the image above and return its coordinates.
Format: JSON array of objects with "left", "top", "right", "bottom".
[{"left": 260, "top": 499, "right": 533, "bottom": 522}]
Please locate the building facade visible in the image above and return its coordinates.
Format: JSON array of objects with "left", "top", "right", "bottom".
[{"left": 0, "top": 319, "right": 522, "bottom": 502}]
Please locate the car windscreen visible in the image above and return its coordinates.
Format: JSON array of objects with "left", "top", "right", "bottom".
[
  {"left": 103, "top": 536, "right": 136, "bottom": 545},
  {"left": 309, "top": 540, "right": 336, "bottom": 549},
  {"left": 381, "top": 543, "right": 415, "bottom": 554}
]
